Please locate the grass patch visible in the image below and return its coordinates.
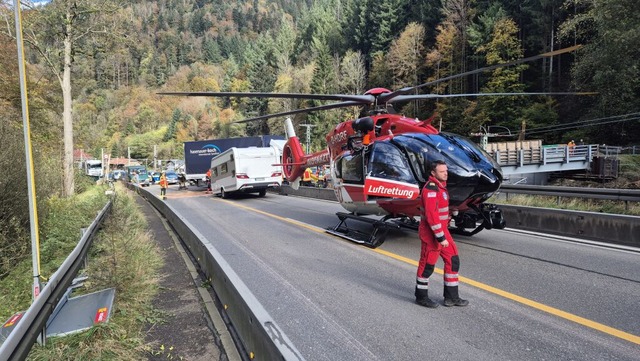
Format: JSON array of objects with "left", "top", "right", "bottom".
[
  {"left": 491, "top": 194, "right": 640, "bottom": 216},
  {"left": 1, "top": 183, "right": 164, "bottom": 360},
  {"left": 0, "top": 186, "right": 110, "bottom": 321},
  {"left": 493, "top": 154, "right": 640, "bottom": 216}
]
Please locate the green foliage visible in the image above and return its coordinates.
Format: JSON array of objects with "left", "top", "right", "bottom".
[
  {"left": 126, "top": 128, "right": 167, "bottom": 159},
  {"left": 163, "top": 108, "right": 182, "bottom": 141},
  {"left": 559, "top": 0, "right": 640, "bottom": 145},
  {"left": 26, "top": 184, "right": 164, "bottom": 360},
  {"left": 464, "top": 17, "right": 534, "bottom": 135},
  {"left": 0, "top": 186, "right": 109, "bottom": 320}
]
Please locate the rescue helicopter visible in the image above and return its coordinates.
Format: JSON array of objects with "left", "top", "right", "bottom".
[{"left": 160, "top": 45, "right": 588, "bottom": 248}]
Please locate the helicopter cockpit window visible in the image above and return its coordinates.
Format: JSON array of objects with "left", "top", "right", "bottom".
[
  {"left": 368, "top": 142, "right": 416, "bottom": 184},
  {"left": 339, "top": 153, "right": 364, "bottom": 183},
  {"left": 396, "top": 134, "right": 474, "bottom": 178}
]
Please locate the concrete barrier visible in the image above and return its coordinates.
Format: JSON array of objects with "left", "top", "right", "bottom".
[
  {"left": 498, "top": 205, "right": 639, "bottom": 247},
  {"left": 275, "top": 185, "right": 640, "bottom": 247}
]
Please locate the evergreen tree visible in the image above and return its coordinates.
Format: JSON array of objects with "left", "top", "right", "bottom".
[
  {"left": 475, "top": 17, "right": 529, "bottom": 133},
  {"left": 559, "top": 0, "right": 640, "bottom": 145},
  {"left": 164, "top": 109, "right": 182, "bottom": 141}
]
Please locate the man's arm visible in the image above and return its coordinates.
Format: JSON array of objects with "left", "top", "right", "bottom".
[{"left": 422, "top": 182, "right": 447, "bottom": 246}]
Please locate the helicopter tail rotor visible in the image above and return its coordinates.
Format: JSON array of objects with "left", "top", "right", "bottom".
[{"left": 281, "top": 118, "right": 307, "bottom": 185}]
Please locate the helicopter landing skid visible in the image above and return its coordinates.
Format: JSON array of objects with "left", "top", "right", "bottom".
[
  {"left": 326, "top": 212, "right": 400, "bottom": 248},
  {"left": 450, "top": 223, "right": 486, "bottom": 237}
]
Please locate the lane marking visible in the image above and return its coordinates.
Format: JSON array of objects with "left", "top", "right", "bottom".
[{"left": 213, "top": 198, "right": 640, "bottom": 345}]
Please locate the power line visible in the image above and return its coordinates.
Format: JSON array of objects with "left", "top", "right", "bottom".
[
  {"left": 489, "top": 112, "right": 640, "bottom": 137},
  {"left": 526, "top": 114, "right": 640, "bottom": 136},
  {"left": 525, "top": 112, "right": 640, "bottom": 133}
]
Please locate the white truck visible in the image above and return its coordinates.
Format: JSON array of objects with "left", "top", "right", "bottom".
[
  {"left": 210, "top": 146, "right": 282, "bottom": 198},
  {"left": 84, "top": 159, "right": 103, "bottom": 178}
]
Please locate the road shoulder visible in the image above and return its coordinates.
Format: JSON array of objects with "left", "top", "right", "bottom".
[{"left": 135, "top": 195, "right": 225, "bottom": 360}]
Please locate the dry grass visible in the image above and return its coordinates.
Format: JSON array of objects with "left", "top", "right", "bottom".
[
  {"left": 491, "top": 194, "right": 640, "bottom": 216},
  {"left": 25, "top": 183, "right": 164, "bottom": 360}
]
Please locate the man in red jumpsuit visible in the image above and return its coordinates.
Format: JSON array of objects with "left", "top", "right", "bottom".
[{"left": 415, "top": 160, "right": 469, "bottom": 308}]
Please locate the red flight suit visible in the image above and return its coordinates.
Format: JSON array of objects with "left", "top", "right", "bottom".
[{"left": 416, "top": 176, "right": 461, "bottom": 301}]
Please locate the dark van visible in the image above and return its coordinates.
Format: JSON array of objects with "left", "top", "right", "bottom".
[{"left": 125, "top": 165, "right": 150, "bottom": 187}]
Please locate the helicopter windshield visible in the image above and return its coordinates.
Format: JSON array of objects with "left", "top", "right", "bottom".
[
  {"left": 392, "top": 134, "right": 479, "bottom": 179},
  {"left": 440, "top": 132, "right": 502, "bottom": 172},
  {"left": 367, "top": 142, "right": 416, "bottom": 184}
]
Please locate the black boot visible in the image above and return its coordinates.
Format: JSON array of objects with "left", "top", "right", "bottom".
[
  {"left": 415, "top": 287, "right": 439, "bottom": 308},
  {"left": 443, "top": 285, "right": 468, "bottom": 307}
]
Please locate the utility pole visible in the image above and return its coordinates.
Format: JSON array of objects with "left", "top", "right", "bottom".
[
  {"left": 299, "top": 124, "right": 316, "bottom": 153},
  {"left": 14, "top": 0, "right": 42, "bottom": 310},
  {"left": 470, "top": 126, "right": 513, "bottom": 151}
]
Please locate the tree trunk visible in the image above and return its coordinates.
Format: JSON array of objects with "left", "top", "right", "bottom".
[{"left": 62, "top": 13, "right": 74, "bottom": 197}]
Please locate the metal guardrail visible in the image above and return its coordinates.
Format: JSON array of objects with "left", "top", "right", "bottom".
[
  {"left": 0, "top": 200, "right": 112, "bottom": 361},
  {"left": 276, "top": 185, "right": 640, "bottom": 247},
  {"left": 131, "top": 184, "right": 304, "bottom": 361},
  {"left": 499, "top": 184, "right": 640, "bottom": 202}
]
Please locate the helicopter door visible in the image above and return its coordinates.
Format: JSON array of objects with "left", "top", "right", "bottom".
[
  {"left": 364, "top": 142, "right": 420, "bottom": 200},
  {"left": 334, "top": 152, "right": 367, "bottom": 204}
]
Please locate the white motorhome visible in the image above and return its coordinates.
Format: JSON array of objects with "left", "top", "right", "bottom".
[{"left": 210, "top": 146, "right": 282, "bottom": 198}]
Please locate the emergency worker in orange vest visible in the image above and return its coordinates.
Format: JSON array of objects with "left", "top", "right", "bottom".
[
  {"left": 159, "top": 172, "right": 169, "bottom": 200},
  {"left": 206, "top": 168, "right": 212, "bottom": 191},
  {"left": 415, "top": 160, "right": 469, "bottom": 308},
  {"left": 302, "top": 167, "right": 312, "bottom": 186}
]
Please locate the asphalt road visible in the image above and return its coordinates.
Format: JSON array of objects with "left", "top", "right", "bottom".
[{"left": 159, "top": 185, "right": 640, "bottom": 360}]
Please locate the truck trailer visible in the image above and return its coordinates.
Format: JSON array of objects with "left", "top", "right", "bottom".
[
  {"left": 183, "top": 136, "right": 283, "bottom": 186},
  {"left": 210, "top": 146, "right": 282, "bottom": 198}
]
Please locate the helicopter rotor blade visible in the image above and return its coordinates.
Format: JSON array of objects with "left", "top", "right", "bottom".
[
  {"left": 388, "top": 91, "right": 598, "bottom": 103},
  {"left": 379, "top": 45, "right": 583, "bottom": 103},
  {"left": 233, "top": 101, "right": 364, "bottom": 123},
  {"left": 158, "top": 91, "right": 374, "bottom": 103}
]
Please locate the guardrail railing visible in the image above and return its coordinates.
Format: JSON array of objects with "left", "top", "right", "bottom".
[
  {"left": 0, "top": 200, "right": 112, "bottom": 361},
  {"left": 499, "top": 184, "right": 640, "bottom": 210},
  {"left": 276, "top": 184, "right": 640, "bottom": 247},
  {"left": 130, "top": 183, "right": 304, "bottom": 361}
]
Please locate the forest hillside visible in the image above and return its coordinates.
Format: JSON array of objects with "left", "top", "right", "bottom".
[{"left": 1, "top": 0, "right": 639, "bottom": 276}]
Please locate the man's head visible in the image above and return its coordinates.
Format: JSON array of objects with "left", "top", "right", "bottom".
[{"left": 430, "top": 160, "right": 448, "bottom": 182}]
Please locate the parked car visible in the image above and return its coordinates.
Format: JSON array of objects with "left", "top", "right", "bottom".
[
  {"left": 165, "top": 171, "right": 179, "bottom": 184},
  {"left": 149, "top": 171, "right": 161, "bottom": 183},
  {"left": 110, "top": 170, "right": 127, "bottom": 181}
]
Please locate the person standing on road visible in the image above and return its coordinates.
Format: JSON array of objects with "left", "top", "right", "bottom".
[
  {"left": 415, "top": 160, "right": 469, "bottom": 308},
  {"left": 159, "top": 172, "right": 168, "bottom": 200}
]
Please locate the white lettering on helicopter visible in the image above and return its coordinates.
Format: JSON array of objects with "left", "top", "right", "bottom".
[
  {"left": 307, "top": 152, "right": 330, "bottom": 166},
  {"left": 328, "top": 131, "right": 348, "bottom": 147},
  {"left": 366, "top": 185, "right": 416, "bottom": 198}
]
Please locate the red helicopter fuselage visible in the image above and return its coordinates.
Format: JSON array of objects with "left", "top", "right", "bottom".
[{"left": 281, "top": 111, "right": 502, "bottom": 220}]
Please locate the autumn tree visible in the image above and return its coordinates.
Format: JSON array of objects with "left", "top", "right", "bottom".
[
  {"left": 387, "top": 22, "right": 425, "bottom": 90},
  {"left": 17, "top": 0, "right": 124, "bottom": 196},
  {"left": 474, "top": 17, "right": 529, "bottom": 132},
  {"left": 559, "top": 0, "right": 640, "bottom": 145}
]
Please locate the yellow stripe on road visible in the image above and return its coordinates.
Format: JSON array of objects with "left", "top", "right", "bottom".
[
  {"left": 213, "top": 198, "right": 640, "bottom": 345},
  {"left": 373, "top": 248, "right": 640, "bottom": 345}
]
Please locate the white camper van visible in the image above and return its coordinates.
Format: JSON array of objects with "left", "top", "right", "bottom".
[{"left": 210, "top": 146, "right": 282, "bottom": 198}]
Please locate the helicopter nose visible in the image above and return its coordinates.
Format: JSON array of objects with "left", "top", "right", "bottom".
[
  {"left": 479, "top": 167, "right": 502, "bottom": 184},
  {"left": 475, "top": 167, "right": 502, "bottom": 195}
]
